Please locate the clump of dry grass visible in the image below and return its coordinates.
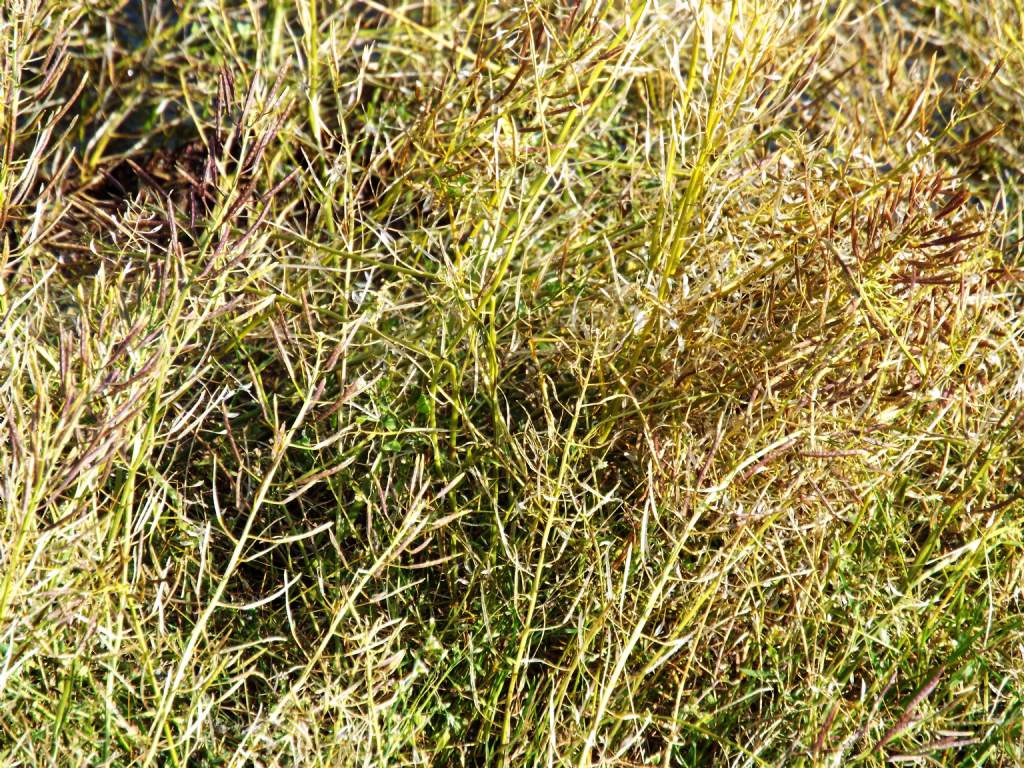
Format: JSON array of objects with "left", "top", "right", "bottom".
[{"left": 1, "top": 0, "right": 1023, "bottom": 765}]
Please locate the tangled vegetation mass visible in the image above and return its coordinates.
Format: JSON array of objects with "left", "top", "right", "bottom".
[{"left": 1, "top": 0, "right": 1024, "bottom": 764}]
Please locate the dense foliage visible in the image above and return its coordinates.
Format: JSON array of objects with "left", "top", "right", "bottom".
[{"left": 1, "top": 0, "right": 1023, "bottom": 764}]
